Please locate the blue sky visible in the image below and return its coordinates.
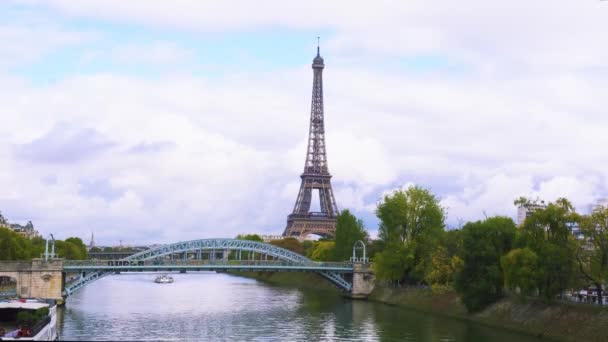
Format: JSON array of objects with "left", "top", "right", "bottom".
[{"left": 1, "top": 0, "right": 608, "bottom": 245}]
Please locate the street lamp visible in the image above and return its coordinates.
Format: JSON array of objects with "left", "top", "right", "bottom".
[{"left": 44, "top": 234, "right": 56, "bottom": 261}]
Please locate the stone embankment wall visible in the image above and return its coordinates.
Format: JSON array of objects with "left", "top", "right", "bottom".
[{"left": 0, "top": 259, "right": 64, "bottom": 302}]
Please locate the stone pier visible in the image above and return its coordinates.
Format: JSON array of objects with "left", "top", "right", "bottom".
[
  {"left": 347, "top": 262, "right": 375, "bottom": 299},
  {"left": 0, "top": 259, "right": 64, "bottom": 303}
]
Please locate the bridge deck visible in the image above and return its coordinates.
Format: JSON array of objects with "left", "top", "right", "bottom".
[{"left": 64, "top": 260, "right": 354, "bottom": 273}]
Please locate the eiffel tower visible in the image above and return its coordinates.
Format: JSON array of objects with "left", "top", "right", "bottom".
[{"left": 283, "top": 43, "right": 339, "bottom": 239}]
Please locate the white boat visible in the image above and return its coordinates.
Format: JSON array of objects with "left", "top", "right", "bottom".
[
  {"left": 0, "top": 298, "right": 58, "bottom": 341},
  {"left": 154, "top": 274, "right": 174, "bottom": 284}
]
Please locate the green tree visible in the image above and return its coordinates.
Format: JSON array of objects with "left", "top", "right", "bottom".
[
  {"left": 0, "top": 228, "right": 30, "bottom": 260},
  {"left": 454, "top": 216, "right": 516, "bottom": 312},
  {"left": 373, "top": 244, "right": 407, "bottom": 284},
  {"left": 425, "top": 228, "right": 464, "bottom": 289},
  {"left": 501, "top": 248, "right": 539, "bottom": 296},
  {"left": 366, "top": 239, "right": 385, "bottom": 260},
  {"left": 577, "top": 206, "right": 608, "bottom": 304},
  {"left": 333, "top": 209, "right": 368, "bottom": 261},
  {"left": 425, "top": 247, "right": 463, "bottom": 292},
  {"left": 519, "top": 198, "right": 579, "bottom": 301},
  {"left": 309, "top": 241, "right": 335, "bottom": 261},
  {"left": 270, "top": 238, "right": 305, "bottom": 255},
  {"left": 236, "top": 234, "right": 263, "bottom": 242},
  {"left": 302, "top": 240, "right": 314, "bottom": 256},
  {"left": 65, "top": 237, "right": 88, "bottom": 259},
  {"left": 375, "top": 185, "right": 445, "bottom": 283},
  {"left": 54, "top": 240, "right": 78, "bottom": 260}
]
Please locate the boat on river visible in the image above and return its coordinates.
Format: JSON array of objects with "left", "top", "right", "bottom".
[
  {"left": 154, "top": 274, "right": 174, "bottom": 284},
  {"left": 0, "top": 298, "right": 58, "bottom": 341}
]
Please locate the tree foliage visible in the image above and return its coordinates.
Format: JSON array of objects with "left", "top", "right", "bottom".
[
  {"left": 0, "top": 228, "right": 30, "bottom": 260},
  {"left": 309, "top": 241, "right": 335, "bottom": 261},
  {"left": 425, "top": 228, "right": 464, "bottom": 290},
  {"left": 333, "top": 209, "right": 368, "bottom": 261},
  {"left": 236, "top": 234, "right": 263, "bottom": 242},
  {"left": 270, "top": 238, "right": 305, "bottom": 255},
  {"left": 374, "top": 185, "right": 445, "bottom": 283},
  {"left": 454, "top": 216, "right": 516, "bottom": 312},
  {"left": 518, "top": 198, "right": 578, "bottom": 301},
  {"left": 0, "top": 228, "right": 88, "bottom": 260},
  {"left": 577, "top": 206, "right": 608, "bottom": 304},
  {"left": 501, "top": 248, "right": 539, "bottom": 296}
]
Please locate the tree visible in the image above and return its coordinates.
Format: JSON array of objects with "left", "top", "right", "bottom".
[
  {"left": 454, "top": 216, "right": 516, "bottom": 312},
  {"left": 366, "top": 239, "right": 385, "bottom": 260},
  {"left": 501, "top": 248, "right": 539, "bottom": 296},
  {"left": 302, "top": 240, "right": 314, "bottom": 256},
  {"left": 333, "top": 209, "right": 368, "bottom": 261},
  {"left": 236, "top": 234, "right": 263, "bottom": 242},
  {"left": 309, "top": 241, "right": 335, "bottom": 261},
  {"left": 270, "top": 238, "right": 305, "bottom": 255},
  {"left": 375, "top": 185, "right": 445, "bottom": 283},
  {"left": 519, "top": 198, "right": 579, "bottom": 301},
  {"left": 65, "top": 237, "right": 88, "bottom": 259},
  {"left": 0, "top": 228, "right": 31, "bottom": 260},
  {"left": 373, "top": 244, "right": 407, "bottom": 284},
  {"left": 424, "top": 229, "right": 463, "bottom": 291},
  {"left": 577, "top": 206, "right": 608, "bottom": 304}
]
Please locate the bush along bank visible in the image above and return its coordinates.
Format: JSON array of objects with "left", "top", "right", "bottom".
[{"left": 369, "top": 286, "right": 608, "bottom": 342}]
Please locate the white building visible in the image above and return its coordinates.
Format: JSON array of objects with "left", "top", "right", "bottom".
[{"left": 516, "top": 201, "right": 546, "bottom": 226}]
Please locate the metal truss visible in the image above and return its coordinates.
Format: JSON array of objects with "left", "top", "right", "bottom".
[
  {"left": 63, "top": 271, "right": 110, "bottom": 296},
  {"left": 284, "top": 45, "right": 339, "bottom": 239},
  {"left": 123, "top": 239, "right": 314, "bottom": 263},
  {"left": 63, "top": 239, "right": 354, "bottom": 296},
  {"left": 63, "top": 260, "right": 353, "bottom": 273}
]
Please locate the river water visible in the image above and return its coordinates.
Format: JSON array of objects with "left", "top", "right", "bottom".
[{"left": 57, "top": 272, "right": 541, "bottom": 341}]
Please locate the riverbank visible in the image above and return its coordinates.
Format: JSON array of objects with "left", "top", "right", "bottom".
[
  {"left": 241, "top": 272, "right": 608, "bottom": 342},
  {"left": 370, "top": 286, "right": 608, "bottom": 342},
  {"left": 236, "top": 271, "right": 339, "bottom": 293}
]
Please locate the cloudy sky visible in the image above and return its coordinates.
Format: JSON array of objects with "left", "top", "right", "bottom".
[{"left": 1, "top": 0, "right": 607, "bottom": 245}]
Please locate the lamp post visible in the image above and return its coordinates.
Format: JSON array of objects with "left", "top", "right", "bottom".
[{"left": 44, "top": 234, "right": 56, "bottom": 261}]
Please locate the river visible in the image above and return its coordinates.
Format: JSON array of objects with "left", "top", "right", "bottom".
[{"left": 57, "top": 272, "right": 541, "bottom": 341}]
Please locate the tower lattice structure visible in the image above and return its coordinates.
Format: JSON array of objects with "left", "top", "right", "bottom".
[{"left": 283, "top": 45, "right": 339, "bottom": 239}]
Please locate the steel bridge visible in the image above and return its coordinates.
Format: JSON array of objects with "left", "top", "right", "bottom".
[{"left": 63, "top": 239, "right": 355, "bottom": 296}]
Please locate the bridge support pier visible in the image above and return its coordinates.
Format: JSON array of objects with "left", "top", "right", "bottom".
[
  {"left": 346, "top": 263, "right": 375, "bottom": 299},
  {"left": 0, "top": 259, "right": 64, "bottom": 303}
]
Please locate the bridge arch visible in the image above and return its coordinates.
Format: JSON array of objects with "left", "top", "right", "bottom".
[
  {"left": 123, "top": 239, "right": 312, "bottom": 263},
  {"left": 64, "top": 239, "right": 352, "bottom": 296}
]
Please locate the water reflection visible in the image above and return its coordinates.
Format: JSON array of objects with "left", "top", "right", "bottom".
[{"left": 58, "top": 273, "right": 540, "bottom": 341}]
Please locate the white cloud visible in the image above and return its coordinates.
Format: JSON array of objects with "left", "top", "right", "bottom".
[
  {"left": 0, "top": 22, "right": 97, "bottom": 68},
  {"left": 2, "top": 0, "right": 608, "bottom": 243},
  {"left": 109, "top": 41, "right": 195, "bottom": 66}
]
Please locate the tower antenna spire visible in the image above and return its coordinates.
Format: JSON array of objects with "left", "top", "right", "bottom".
[{"left": 317, "top": 36, "right": 320, "bottom": 56}]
